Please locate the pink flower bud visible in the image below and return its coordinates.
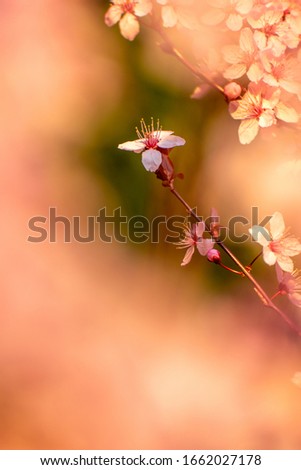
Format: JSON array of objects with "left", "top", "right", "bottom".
[
  {"left": 224, "top": 82, "right": 242, "bottom": 101},
  {"left": 207, "top": 249, "right": 221, "bottom": 263}
]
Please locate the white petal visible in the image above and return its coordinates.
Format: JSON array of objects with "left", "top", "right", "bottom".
[
  {"left": 223, "top": 63, "right": 246, "bottom": 80},
  {"left": 158, "top": 130, "right": 174, "bottom": 139},
  {"left": 119, "top": 13, "right": 139, "bottom": 41},
  {"left": 247, "top": 62, "right": 264, "bottom": 82},
  {"left": 134, "top": 0, "right": 153, "bottom": 17},
  {"left": 275, "top": 103, "right": 299, "bottom": 123},
  {"left": 141, "top": 149, "right": 162, "bottom": 172},
  {"left": 238, "top": 118, "right": 259, "bottom": 144},
  {"left": 158, "top": 135, "right": 186, "bottom": 149},
  {"left": 236, "top": 0, "right": 253, "bottom": 15},
  {"left": 181, "top": 246, "right": 195, "bottom": 266},
  {"left": 258, "top": 109, "right": 276, "bottom": 128},
  {"left": 269, "top": 212, "right": 285, "bottom": 240},
  {"left": 197, "top": 239, "right": 215, "bottom": 256},
  {"left": 276, "top": 256, "right": 294, "bottom": 273},
  {"left": 263, "top": 247, "right": 277, "bottom": 266},
  {"left": 254, "top": 30, "right": 267, "bottom": 50},
  {"left": 161, "top": 5, "right": 178, "bottom": 28},
  {"left": 249, "top": 225, "right": 270, "bottom": 246},
  {"left": 118, "top": 139, "right": 145, "bottom": 152},
  {"left": 239, "top": 27, "right": 255, "bottom": 54},
  {"left": 281, "top": 237, "right": 301, "bottom": 257},
  {"left": 104, "top": 5, "right": 122, "bottom": 27},
  {"left": 195, "top": 221, "right": 205, "bottom": 238},
  {"left": 226, "top": 14, "right": 243, "bottom": 31},
  {"left": 222, "top": 45, "right": 243, "bottom": 64}
]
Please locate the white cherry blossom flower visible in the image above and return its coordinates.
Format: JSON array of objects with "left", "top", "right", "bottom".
[
  {"left": 247, "top": 7, "right": 299, "bottom": 56},
  {"left": 275, "top": 264, "right": 301, "bottom": 308},
  {"left": 222, "top": 27, "right": 263, "bottom": 81},
  {"left": 104, "top": 0, "right": 152, "bottom": 41},
  {"left": 118, "top": 119, "right": 185, "bottom": 172},
  {"left": 176, "top": 222, "right": 215, "bottom": 266},
  {"left": 229, "top": 81, "right": 299, "bottom": 144},
  {"left": 249, "top": 211, "right": 301, "bottom": 272},
  {"left": 261, "top": 52, "right": 301, "bottom": 96}
]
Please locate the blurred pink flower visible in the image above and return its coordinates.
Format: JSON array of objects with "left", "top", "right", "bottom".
[
  {"left": 104, "top": 0, "right": 152, "bottom": 41},
  {"left": 176, "top": 222, "right": 214, "bottom": 266},
  {"left": 275, "top": 264, "right": 301, "bottom": 308},
  {"left": 229, "top": 81, "right": 299, "bottom": 144},
  {"left": 156, "top": 0, "right": 198, "bottom": 29},
  {"left": 202, "top": 0, "right": 254, "bottom": 31},
  {"left": 118, "top": 119, "right": 185, "bottom": 172},
  {"left": 249, "top": 212, "right": 301, "bottom": 272}
]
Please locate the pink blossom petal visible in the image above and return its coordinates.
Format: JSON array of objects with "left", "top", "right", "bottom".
[
  {"left": 258, "top": 109, "right": 276, "bottom": 128},
  {"left": 158, "top": 130, "right": 174, "bottom": 139},
  {"left": 158, "top": 135, "right": 186, "bottom": 148},
  {"left": 263, "top": 247, "right": 277, "bottom": 266},
  {"left": 134, "top": 0, "right": 153, "bottom": 17},
  {"left": 275, "top": 103, "right": 299, "bottom": 123},
  {"left": 197, "top": 238, "right": 215, "bottom": 256},
  {"left": 195, "top": 221, "right": 205, "bottom": 238},
  {"left": 119, "top": 12, "right": 140, "bottom": 41},
  {"left": 247, "top": 62, "right": 264, "bottom": 82},
  {"left": 253, "top": 30, "right": 267, "bottom": 50},
  {"left": 177, "top": 7, "right": 200, "bottom": 30},
  {"left": 238, "top": 118, "right": 259, "bottom": 144},
  {"left": 226, "top": 14, "right": 243, "bottom": 31},
  {"left": 269, "top": 212, "right": 285, "bottom": 240},
  {"left": 181, "top": 245, "right": 195, "bottom": 266},
  {"left": 161, "top": 5, "right": 178, "bottom": 28},
  {"left": 239, "top": 27, "right": 255, "bottom": 54},
  {"left": 104, "top": 5, "right": 123, "bottom": 27},
  {"left": 222, "top": 45, "right": 243, "bottom": 64},
  {"left": 236, "top": 0, "right": 253, "bottom": 15},
  {"left": 224, "top": 63, "right": 247, "bottom": 80},
  {"left": 141, "top": 149, "right": 162, "bottom": 172},
  {"left": 118, "top": 139, "right": 145, "bottom": 152}
]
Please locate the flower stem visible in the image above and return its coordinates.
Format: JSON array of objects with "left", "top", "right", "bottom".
[
  {"left": 169, "top": 186, "right": 301, "bottom": 336},
  {"left": 154, "top": 25, "right": 225, "bottom": 95},
  {"left": 246, "top": 251, "right": 263, "bottom": 270},
  {"left": 218, "top": 261, "right": 244, "bottom": 276}
]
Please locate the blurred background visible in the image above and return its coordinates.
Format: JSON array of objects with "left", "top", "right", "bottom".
[{"left": 1, "top": 0, "right": 301, "bottom": 449}]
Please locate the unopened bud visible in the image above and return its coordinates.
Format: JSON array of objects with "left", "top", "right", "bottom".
[
  {"left": 207, "top": 248, "right": 221, "bottom": 263},
  {"left": 224, "top": 82, "right": 242, "bottom": 101}
]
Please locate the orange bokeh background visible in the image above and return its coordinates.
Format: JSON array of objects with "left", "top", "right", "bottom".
[{"left": 1, "top": 0, "right": 301, "bottom": 449}]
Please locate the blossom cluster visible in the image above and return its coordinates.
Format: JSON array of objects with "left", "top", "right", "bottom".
[
  {"left": 250, "top": 211, "right": 301, "bottom": 307},
  {"left": 104, "top": 0, "right": 301, "bottom": 144},
  {"left": 104, "top": 0, "right": 196, "bottom": 41}
]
